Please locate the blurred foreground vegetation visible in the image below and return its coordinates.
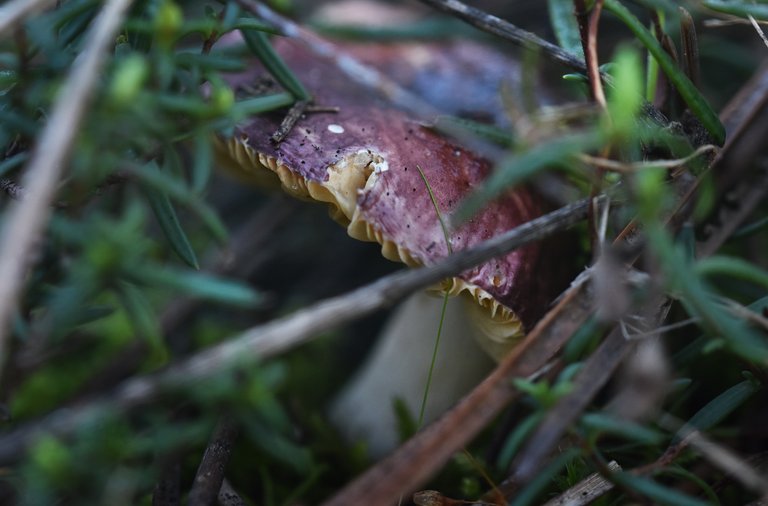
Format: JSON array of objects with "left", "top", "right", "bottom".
[{"left": 0, "top": 0, "right": 767, "bottom": 505}]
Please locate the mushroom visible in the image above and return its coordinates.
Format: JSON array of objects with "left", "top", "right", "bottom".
[{"left": 217, "top": 35, "right": 567, "bottom": 455}]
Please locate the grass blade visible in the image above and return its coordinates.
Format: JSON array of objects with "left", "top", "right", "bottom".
[
  {"left": 133, "top": 265, "right": 265, "bottom": 308},
  {"left": 547, "top": 0, "right": 584, "bottom": 59},
  {"left": 696, "top": 255, "right": 768, "bottom": 290},
  {"left": 144, "top": 186, "right": 199, "bottom": 269},
  {"left": 241, "top": 29, "right": 310, "bottom": 100},
  {"left": 703, "top": 1, "right": 768, "bottom": 21},
  {"left": 684, "top": 379, "right": 760, "bottom": 434},
  {"left": 613, "top": 473, "right": 709, "bottom": 506}
]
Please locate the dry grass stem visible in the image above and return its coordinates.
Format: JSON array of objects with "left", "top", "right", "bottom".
[
  {"left": 541, "top": 461, "right": 621, "bottom": 506},
  {"left": 579, "top": 145, "right": 719, "bottom": 173},
  {"left": 658, "top": 415, "right": 768, "bottom": 498}
]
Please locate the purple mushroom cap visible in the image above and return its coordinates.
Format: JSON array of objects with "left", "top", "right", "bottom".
[{"left": 218, "top": 38, "right": 563, "bottom": 358}]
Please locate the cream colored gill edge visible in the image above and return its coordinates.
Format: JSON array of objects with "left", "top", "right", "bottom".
[{"left": 220, "top": 136, "right": 526, "bottom": 345}]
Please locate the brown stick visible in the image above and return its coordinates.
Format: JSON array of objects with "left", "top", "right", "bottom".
[{"left": 188, "top": 418, "right": 238, "bottom": 506}]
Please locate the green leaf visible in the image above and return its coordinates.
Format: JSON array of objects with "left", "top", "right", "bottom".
[
  {"left": 232, "top": 92, "right": 295, "bottom": 120},
  {"left": 497, "top": 413, "right": 544, "bottom": 469},
  {"left": 115, "top": 281, "right": 167, "bottom": 365},
  {"left": 703, "top": 0, "right": 768, "bottom": 21},
  {"left": 191, "top": 132, "right": 213, "bottom": 193},
  {"left": 128, "top": 162, "right": 228, "bottom": 242},
  {"left": 684, "top": 379, "right": 761, "bottom": 434},
  {"left": 607, "top": 46, "right": 644, "bottom": 138},
  {"left": 241, "top": 30, "right": 310, "bottom": 100},
  {"left": 696, "top": 255, "right": 768, "bottom": 290},
  {"left": 132, "top": 265, "right": 265, "bottom": 308},
  {"left": 547, "top": 0, "right": 584, "bottom": 59},
  {"left": 143, "top": 185, "right": 199, "bottom": 269},
  {"left": 613, "top": 473, "right": 709, "bottom": 506},
  {"left": 604, "top": 0, "right": 726, "bottom": 144},
  {"left": 429, "top": 115, "right": 514, "bottom": 148},
  {"left": 581, "top": 413, "right": 665, "bottom": 445},
  {"left": 0, "top": 152, "right": 28, "bottom": 178},
  {"left": 663, "top": 466, "right": 722, "bottom": 505}
]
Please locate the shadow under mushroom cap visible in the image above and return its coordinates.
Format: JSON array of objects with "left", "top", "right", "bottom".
[{"left": 217, "top": 38, "right": 555, "bottom": 358}]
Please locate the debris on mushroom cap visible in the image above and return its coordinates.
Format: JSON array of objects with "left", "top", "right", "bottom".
[{"left": 217, "top": 38, "right": 558, "bottom": 358}]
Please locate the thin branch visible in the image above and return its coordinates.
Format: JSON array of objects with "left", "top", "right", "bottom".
[
  {"left": 218, "top": 479, "right": 246, "bottom": 506},
  {"left": 749, "top": 14, "right": 768, "bottom": 50},
  {"left": 0, "top": 0, "right": 134, "bottom": 383},
  {"left": 541, "top": 460, "right": 621, "bottom": 506},
  {"left": 0, "top": 0, "right": 57, "bottom": 36},
  {"left": 416, "top": 0, "right": 588, "bottom": 73},
  {"left": 188, "top": 418, "right": 239, "bottom": 506},
  {"left": 654, "top": 415, "right": 768, "bottom": 498},
  {"left": 0, "top": 197, "right": 594, "bottom": 464},
  {"left": 579, "top": 145, "right": 719, "bottom": 173}
]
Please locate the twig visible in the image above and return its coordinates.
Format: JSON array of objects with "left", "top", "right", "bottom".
[
  {"left": 0, "top": 0, "right": 135, "bottom": 384},
  {"left": 748, "top": 14, "right": 768, "bottom": 50},
  {"left": 540, "top": 460, "right": 621, "bottom": 506},
  {"left": 0, "top": 197, "right": 595, "bottom": 464},
  {"left": 698, "top": 167, "right": 768, "bottom": 258},
  {"left": 270, "top": 100, "right": 339, "bottom": 144},
  {"left": 271, "top": 99, "right": 311, "bottom": 143},
  {"left": 188, "top": 418, "right": 239, "bottom": 506},
  {"left": 651, "top": 415, "right": 768, "bottom": 498},
  {"left": 218, "top": 479, "right": 246, "bottom": 506},
  {"left": 579, "top": 145, "right": 719, "bottom": 173},
  {"left": 416, "top": 0, "right": 588, "bottom": 73},
  {"left": 0, "top": 0, "right": 57, "bottom": 36}
]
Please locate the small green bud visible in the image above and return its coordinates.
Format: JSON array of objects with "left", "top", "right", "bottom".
[
  {"left": 31, "top": 436, "right": 72, "bottom": 485},
  {"left": 109, "top": 54, "right": 148, "bottom": 106},
  {"left": 606, "top": 46, "right": 643, "bottom": 140},
  {"left": 154, "top": 0, "right": 183, "bottom": 48},
  {"left": 210, "top": 84, "right": 234, "bottom": 115}
]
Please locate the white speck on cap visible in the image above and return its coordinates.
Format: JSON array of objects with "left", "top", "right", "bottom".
[{"left": 328, "top": 124, "right": 345, "bottom": 134}]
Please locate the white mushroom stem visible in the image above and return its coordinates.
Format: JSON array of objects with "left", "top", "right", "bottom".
[{"left": 330, "top": 292, "right": 494, "bottom": 458}]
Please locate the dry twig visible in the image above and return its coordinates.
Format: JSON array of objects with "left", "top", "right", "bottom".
[
  {"left": 541, "top": 460, "right": 621, "bottom": 506},
  {"left": 188, "top": 418, "right": 239, "bottom": 506},
  {"left": 416, "top": 0, "right": 588, "bottom": 73}
]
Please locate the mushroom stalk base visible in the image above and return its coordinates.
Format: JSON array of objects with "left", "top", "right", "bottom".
[{"left": 329, "top": 292, "right": 494, "bottom": 458}]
